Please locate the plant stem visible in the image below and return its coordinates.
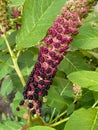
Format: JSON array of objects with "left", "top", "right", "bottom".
[
  {"left": 92, "top": 100, "right": 98, "bottom": 108},
  {"left": 49, "top": 117, "right": 69, "bottom": 127},
  {"left": 30, "top": 115, "right": 45, "bottom": 126},
  {"left": 2, "top": 34, "right": 26, "bottom": 86},
  {"left": 51, "top": 110, "right": 67, "bottom": 123},
  {"left": 49, "top": 108, "right": 56, "bottom": 123},
  {"left": 0, "top": 61, "right": 14, "bottom": 68}
]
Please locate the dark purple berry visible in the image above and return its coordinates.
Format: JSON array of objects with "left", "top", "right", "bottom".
[
  {"left": 16, "top": 107, "right": 20, "bottom": 111},
  {"left": 46, "top": 68, "right": 52, "bottom": 74},
  {"left": 46, "top": 84, "right": 50, "bottom": 90},
  {"left": 28, "top": 103, "right": 33, "bottom": 108},
  {"left": 33, "top": 81, "right": 38, "bottom": 87},
  {"left": 48, "top": 38, "right": 53, "bottom": 44},
  {"left": 51, "top": 63, "right": 56, "bottom": 68},
  {"left": 34, "top": 88, "right": 40, "bottom": 93},
  {"left": 19, "top": 100, "right": 24, "bottom": 105},
  {"left": 28, "top": 77, "right": 34, "bottom": 83},
  {"left": 56, "top": 26, "right": 63, "bottom": 33},
  {"left": 53, "top": 21, "right": 58, "bottom": 28},
  {"left": 33, "top": 93, "right": 39, "bottom": 101},
  {"left": 26, "top": 86, "right": 32, "bottom": 91},
  {"left": 24, "top": 94, "right": 28, "bottom": 99},
  {"left": 40, "top": 67, "right": 45, "bottom": 73},
  {"left": 52, "top": 30, "right": 57, "bottom": 37},
  {"left": 54, "top": 55, "right": 59, "bottom": 60},
  {"left": 40, "top": 47, "right": 48, "bottom": 54},
  {"left": 40, "top": 73, "right": 46, "bottom": 78},
  {"left": 35, "top": 62, "right": 41, "bottom": 68},
  {"left": 35, "top": 71, "right": 40, "bottom": 76},
  {"left": 47, "top": 60, "right": 53, "bottom": 65},
  {"left": 46, "top": 75, "right": 53, "bottom": 79},
  {"left": 39, "top": 56, "right": 45, "bottom": 63},
  {"left": 56, "top": 34, "right": 62, "bottom": 40},
  {"left": 28, "top": 95, "right": 33, "bottom": 100},
  {"left": 49, "top": 51, "right": 56, "bottom": 58},
  {"left": 36, "top": 100, "right": 42, "bottom": 107},
  {"left": 23, "top": 91, "right": 26, "bottom": 96},
  {"left": 54, "top": 42, "right": 60, "bottom": 48},
  {"left": 41, "top": 89, "right": 48, "bottom": 96},
  {"left": 31, "top": 109, "right": 36, "bottom": 115},
  {"left": 39, "top": 80, "right": 44, "bottom": 85},
  {"left": 24, "top": 86, "right": 29, "bottom": 92}
]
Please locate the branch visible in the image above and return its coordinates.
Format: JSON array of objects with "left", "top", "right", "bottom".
[{"left": 2, "top": 34, "right": 26, "bottom": 86}]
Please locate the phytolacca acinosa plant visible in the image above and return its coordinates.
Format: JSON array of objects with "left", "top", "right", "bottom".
[{"left": 18, "top": 0, "right": 97, "bottom": 116}]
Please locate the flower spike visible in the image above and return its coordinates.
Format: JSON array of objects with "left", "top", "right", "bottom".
[{"left": 20, "top": 0, "right": 97, "bottom": 116}]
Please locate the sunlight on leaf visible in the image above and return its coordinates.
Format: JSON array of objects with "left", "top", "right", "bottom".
[
  {"left": 64, "top": 108, "right": 98, "bottom": 130},
  {"left": 68, "top": 71, "right": 98, "bottom": 91},
  {"left": 16, "top": 0, "right": 66, "bottom": 48}
]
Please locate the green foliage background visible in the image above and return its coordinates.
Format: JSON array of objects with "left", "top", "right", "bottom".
[{"left": 0, "top": 0, "right": 98, "bottom": 130}]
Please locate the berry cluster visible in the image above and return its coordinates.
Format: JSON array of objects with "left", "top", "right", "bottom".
[
  {"left": 0, "top": 0, "right": 9, "bottom": 35},
  {"left": 19, "top": 0, "right": 97, "bottom": 116}
]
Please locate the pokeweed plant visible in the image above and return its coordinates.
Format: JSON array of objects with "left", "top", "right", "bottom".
[{"left": 0, "top": 0, "right": 98, "bottom": 130}]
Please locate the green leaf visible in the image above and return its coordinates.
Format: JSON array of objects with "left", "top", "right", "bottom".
[
  {"left": 0, "top": 37, "right": 4, "bottom": 46},
  {"left": 9, "top": 0, "right": 25, "bottom": 7},
  {"left": 45, "top": 77, "right": 73, "bottom": 113},
  {"left": 0, "top": 54, "right": 13, "bottom": 79},
  {"left": 64, "top": 108, "right": 98, "bottom": 130},
  {"left": 58, "top": 52, "right": 90, "bottom": 74},
  {"left": 46, "top": 85, "right": 66, "bottom": 111},
  {"left": 68, "top": 71, "right": 98, "bottom": 91},
  {"left": 71, "top": 23, "right": 98, "bottom": 50},
  {"left": 53, "top": 77, "right": 73, "bottom": 98},
  {"left": 11, "top": 91, "right": 27, "bottom": 117},
  {"left": 10, "top": 72, "right": 23, "bottom": 91},
  {"left": 0, "top": 76, "right": 14, "bottom": 96},
  {"left": 83, "top": 11, "right": 98, "bottom": 25},
  {"left": 18, "top": 49, "right": 37, "bottom": 76},
  {"left": 67, "top": 103, "right": 75, "bottom": 115},
  {"left": 88, "top": 51, "right": 98, "bottom": 60},
  {"left": 16, "top": 0, "right": 66, "bottom": 49},
  {"left": 28, "top": 126, "right": 56, "bottom": 130},
  {"left": 80, "top": 89, "right": 94, "bottom": 108},
  {"left": 0, "top": 120, "right": 22, "bottom": 130},
  {"left": 0, "top": 32, "right": 16, "bottom": 51}
]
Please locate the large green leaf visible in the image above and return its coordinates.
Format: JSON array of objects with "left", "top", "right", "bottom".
[
  {"left": 45, "top": 76, "right": 73, "bottom": 112},
  {"left": 71, "top": 12, "right": 98, "bottom": 50},
  {"left": 53, "top": 77, "right": 73, "bottom": 98},
  {"left": 46, "top": 85, "right": 66, "bottom": 111},
  {"left": 68, "top": 71, "right": 98, "bottom": 91},
  {"left": 16, "top": 0, "right": 66, "bottom": 49},
  {"left": 71, "top": 23, "right": 98, "bottom": 50},
  {"left": 80, "top": 89, "right": 95, "bottom": 108},
  {"left": 58, "top": 52, "right": 90, "bottom": 75},
  {"left": 28, "top": 126, "right": 56, "bottom": 130},
  {"left": 64, "top": 108, "right": 98, "bottom": 130}
]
